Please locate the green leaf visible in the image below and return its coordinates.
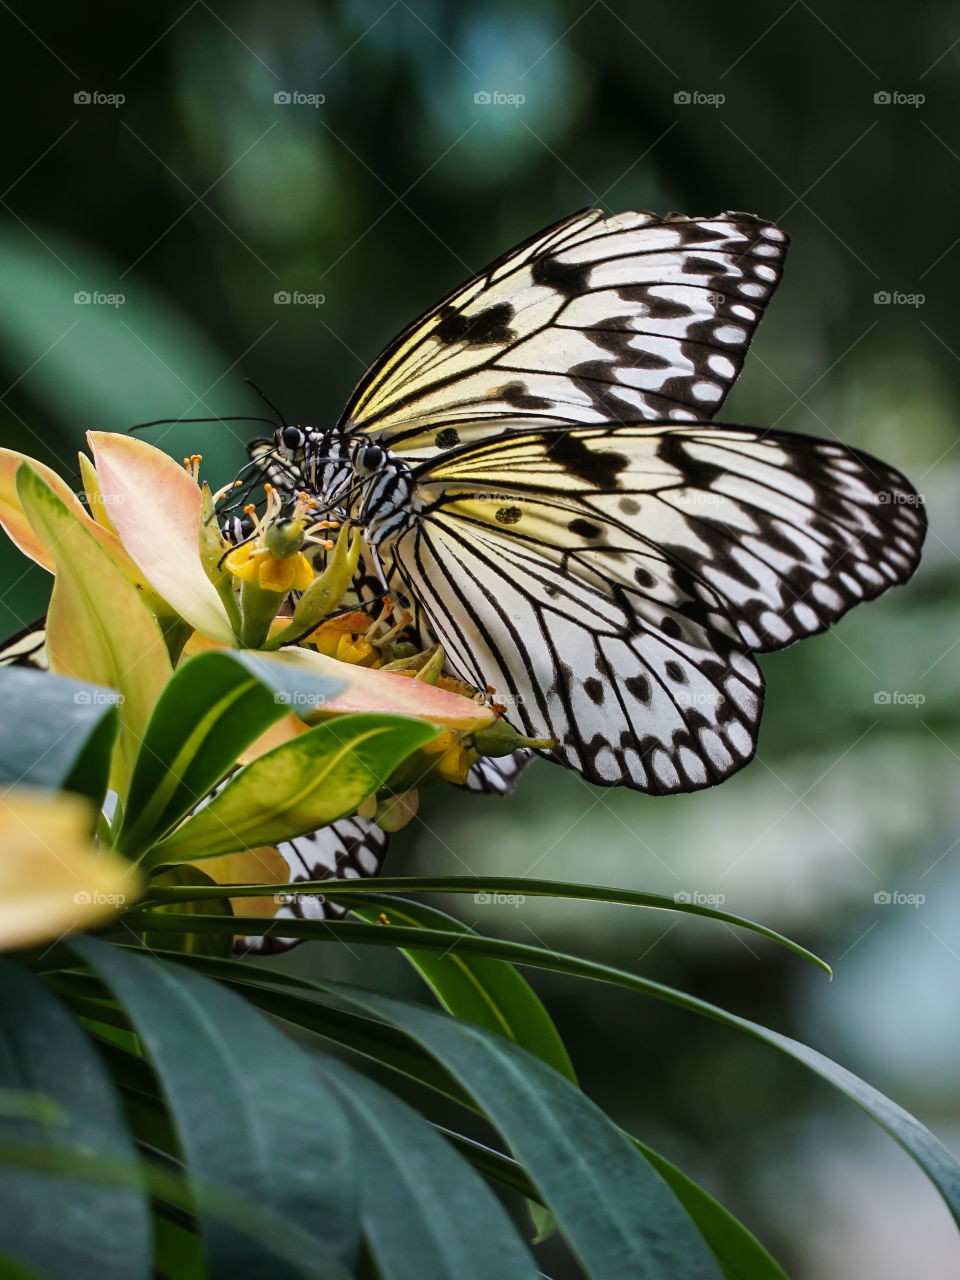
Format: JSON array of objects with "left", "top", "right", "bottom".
[
  {"left": 320, "top": 1058, "right": 541, "bottom": 1280},
  {"left": 117, "top": 649, "right": 345, "bottom": 856},
  {"left": 133, "top": 915, "right": 960, "bottom": 1235},
  {"left": 0, "top": 666, "right": 119, "bottom": 805},
  {"left": 634, "top": 1141, "right": 789, "bottom": 1280},
  {"left": 145, "top": 713, "right": 439, "bottom": 865},
  {"left": 142, "top": 866, "right": 234, "bottom": 958},
  {"left": 72, "top": 937, "right": 360, "bottom": 1279},
  {"left": 0, "top": 1135, "right": 352, "bottom": 1279},
  {"left": 141, "top": 873, "right": 830, "bottom": 975},
  {"left": 346, "top": 893, "right": 576, "bottom": 1084},
  {"left": 0, "top": 958, "right": 151, "bottom": 1280},
  {"left": 16, "top": 464, "right": 172, "bottom": 790},
  {"left": 317, "top": 985, "right": 724, "bottom": 1280},
  {"left": 133, "top": 950, "right": 782, "bottom": 1277}
]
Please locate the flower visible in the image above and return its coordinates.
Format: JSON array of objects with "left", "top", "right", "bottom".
[{"left": 0, "top": 789, "right": 141, "bottom": 950}]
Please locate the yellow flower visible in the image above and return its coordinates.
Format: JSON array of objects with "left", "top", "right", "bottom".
[
  {"left": 0, "top": 789, "right": 141, "bottom": 951},
  {"left": 222, "top": 542, "right": 314, "bottom": 593}
]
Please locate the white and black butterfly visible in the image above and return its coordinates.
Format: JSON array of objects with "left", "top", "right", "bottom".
[{"left": 249, "top": 206, "right": 926, "bottom": 795}]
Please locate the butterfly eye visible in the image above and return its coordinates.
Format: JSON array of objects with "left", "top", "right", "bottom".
[
  {"left": 361, "top": 445, "right": 385, "bottom": 471},
  {"left": 282, "top": 425, "right": 304, "bottom": 451}
]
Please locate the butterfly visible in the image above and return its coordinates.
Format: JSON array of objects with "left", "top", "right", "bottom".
[{"left": 247, "top": 206, "right": 925, "bottom": 796}]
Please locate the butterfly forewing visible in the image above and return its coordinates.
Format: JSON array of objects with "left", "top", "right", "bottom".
[{"left": 338, "top": 208, "right": 788, "bottom": 457}]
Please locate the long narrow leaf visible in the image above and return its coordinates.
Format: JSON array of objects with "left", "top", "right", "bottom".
[
  {"left": 140, "top": 874, "right": 830, "bottom": 974},
  {"left": 127, "top": 912, "right": 960, "bottom": 1234},
  {"left": 124, "top": 948, "right": 788, "bottom": 1280},
  {"left": 320, "top": 1058, "right": 541, "bottom": 1280},
  {"left": 346, "top": 893, "right": 576, "bottom": 1084},
  {"left": 0, "top": 959, "right": 150, "bottom": 1280},
  {"left": 72, "top": 938, "right": 360, "bottom": 1279}
]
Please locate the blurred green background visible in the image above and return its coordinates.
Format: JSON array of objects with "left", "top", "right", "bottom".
[{"left": 1, "top": 2, "right": 958, "bottom": 1274}]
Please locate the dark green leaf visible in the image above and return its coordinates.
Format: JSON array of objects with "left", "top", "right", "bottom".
[
  {"left": 131, "top": 915, "right": 960, "bottom": 1235},
  {"left": 117, "top": 650, "right": 344, "bottom": 856},
  {"left": 0, "top": 666, "right": 119, "bottom": 804},
  {"left": 115, "top": 948, "right": 783, "bottom": 1278},
  {"left": 320, "top": 1058, "right": 541, "bottom": 1280},
  {"left": 142, "top": 865, "right": 234, "bottom": 958},
  {"left": 141, "top": 873, "right": 830, "bottom": 975},
  {"left": 634, "top": 1141, "right": 788, "bottom": 1280},
  {"left": 72, "top": 937, "right": 360, "bottom": 1279},
  {"left": 0, "top": 958, "right": 150, "bottom": 1280},
  {"left": 320, "top": 985, "right": 723, "bottom": 1280}
]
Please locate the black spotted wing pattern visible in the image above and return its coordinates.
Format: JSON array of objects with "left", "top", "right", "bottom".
[
  {"left": 383, "top": 421, "right": 925, "bottom": 792},
  {"left": 339, "top": 208, "right": 788, "bottom": 458},
  {"left": 238, "top": 813, "right": 389, "bottom": 955}
]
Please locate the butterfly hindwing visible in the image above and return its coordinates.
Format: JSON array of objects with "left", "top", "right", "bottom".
[
  {"left": 338, "top": 208, "right": 788, "bottom": 457},
  {"left": 382, "top": 421, "right": 924, "bottom": 792},
  {"left": 238, "top": 813, "right": 389, "bottom": 955}
]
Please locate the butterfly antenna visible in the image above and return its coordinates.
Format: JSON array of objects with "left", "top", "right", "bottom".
[
  {"left": 244, "top": 379, "right": 289, "bottom": 429},
  {"left": 129, "top": 416, "right": 280, "bottom": 433}
]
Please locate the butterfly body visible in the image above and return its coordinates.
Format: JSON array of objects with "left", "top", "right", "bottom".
[{"left": 241, "top": 208, "right": 926, "bottom": 795}]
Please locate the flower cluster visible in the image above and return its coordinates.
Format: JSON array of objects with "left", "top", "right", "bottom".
[{"left": 0, "top": 432, "right": 543, "bottom": 949}]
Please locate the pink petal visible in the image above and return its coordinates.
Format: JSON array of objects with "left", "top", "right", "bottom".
[{"left": 89, "top": 432, "right": 234, "bottom": 643}]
